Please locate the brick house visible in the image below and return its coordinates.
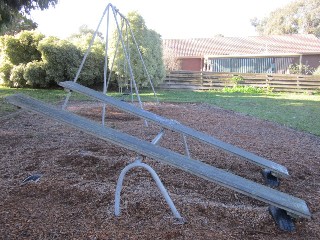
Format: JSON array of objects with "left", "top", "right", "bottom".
[{"left": 162, "top": 34, "right": 320, "bottom": 74}]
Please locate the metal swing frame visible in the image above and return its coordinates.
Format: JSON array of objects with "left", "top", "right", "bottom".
[{"left": 61, "top": 3, "right": 184, "bottom": 222}]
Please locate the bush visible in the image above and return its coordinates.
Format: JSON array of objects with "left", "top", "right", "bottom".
[
  {"left": 0, "top": 60, "right": 14, "bottom": 86},
  {"left": 24, "top": 61, "right": 49, "bottom": 88},
  {"left": 77, "top": 51, "right": 104, "bottom": 87},
  {"left": 68, "top": 29, "right": 106, "bottom": 87},
  {"left": 38, "top": 35, "right": 108, "bottom": 88},
  {"left": 2, "top": 31, "right": 44, "bottom": 65},
  {"left": 222, "top": 85, "right": 265, "bottom": 94},
  {"left": 10, "top": 64, "right": 27, "bottom": 87},
  {"left": 230, "top": 75, "right": 244, "bottom": 86},
  {"left": 313, "top": 66, "right": 320, "bottom": 75},
  {"left": 289, "top": 63, "right": 314, "bottom": 75},
  {"left": 38, "top": 37, "right": 82, "bottom": 84}
]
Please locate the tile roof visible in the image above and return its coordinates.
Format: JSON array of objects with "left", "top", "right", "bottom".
[{"left": 163, "top": 34, "right": 320, "bottom": 57}]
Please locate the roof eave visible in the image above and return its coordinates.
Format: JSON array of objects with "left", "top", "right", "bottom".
[{"left": 205, "top": 52, "right": 320, "bottom": 58}]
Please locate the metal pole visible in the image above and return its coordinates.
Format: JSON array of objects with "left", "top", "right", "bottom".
[
  {"left": 126, "top": 20, "right": 159, "bottom": 103},
  {"left": 62, "top": 4, "right": 111, "bottom": 110},
  {"left": 118, "top": 11, "right": 159, "bottom": 103},
  {"left": 111, "top": 6, "right": 144, "bottom": 110},
  {"left": 182, "top": 134, "right": 190, "bottom": 158},
  {"left": 102, "top": 6, "right": 110, "bottom": 126},
  {"left": 114, "top": 160, "right": 184, "bottom": 222}
]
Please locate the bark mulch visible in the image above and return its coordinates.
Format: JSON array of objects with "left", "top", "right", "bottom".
[{"left": 0, "top": 101, "right": 319, "bottom": 239}]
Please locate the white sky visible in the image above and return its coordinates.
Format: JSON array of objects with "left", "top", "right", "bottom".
[{"left": 30, "top": 0, "right": 294, "bottom": 39}]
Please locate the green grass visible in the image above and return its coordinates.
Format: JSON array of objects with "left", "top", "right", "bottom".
[
  {"left": 1, "top": 86, "right": 320, "bottom": 136},
  {"left": 121, "top": 89, "right": 320, "bottom": 136},
  {"left": 0, "top": 87, "right": 90, "bottom": 116}
]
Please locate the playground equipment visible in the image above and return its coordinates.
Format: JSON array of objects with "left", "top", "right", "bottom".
[
  {"left": 5, "top": 3, "right": 311, "bottom": 232},
  {"left": 6, "top": 93, "right": 311, "bottom": 231}
]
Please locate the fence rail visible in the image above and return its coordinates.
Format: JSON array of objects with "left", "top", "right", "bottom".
[{"left": 159, "top": 71, "right": 320, "bottom": 93}]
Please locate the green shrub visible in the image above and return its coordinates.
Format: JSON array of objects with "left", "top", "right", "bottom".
[
  {"left": 230, "top": 75, "right": 244, "bottom": 86},
  {"left": 10, "top": 64, "right": 27, "bottom": 87},
  {"left": 24, "top": 61, "right": 49, "bottom": 88},
  {"left": 0, "top": 60, "right": 14, "bottom": 86},
  {"left": 38, "top": 36, "right": 82, "bottom": 85},
  {"left": 313, "top": 66, "right": 320, "bottom": 75},
  {"left": 2, "top": 31, "right": 44, "bottom": 65},
  {"left": 289, "top": 63, "right": 314, "bottom": 75},
  {"left": 222, "top": 85, "right": 265, "bottom": 94},
  {"left": 77, "top": 51, "right": 104, "bottom": 87}
]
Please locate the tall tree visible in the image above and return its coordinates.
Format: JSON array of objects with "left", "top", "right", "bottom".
[
  {"left": 0, "top": 12, "right": 37, "bottom": 35},
  {"left": 0, "top": 0, "right": 58, "bottom": 35},
  {"left": 67, "top": 25, "right": 107, "bottom": 87},
  {"left": 251, "top": 0, "right": 320, "bottom": 37},
  {"left": 111, "top": 11, "right": 165, "bottom": 88}
]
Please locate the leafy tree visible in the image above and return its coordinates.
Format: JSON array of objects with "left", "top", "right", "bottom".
[
  {"left": 38, "top": 32, "right": 106, "bottom": 87},
  {"left": 24, "top": 60, "right": 47, "bottom": 87},
  {"left": 0, "top": 59, "right": 13, "bottom": 86},
  {"left": 111, "top": 11, "right": 165, "bottom": 88},
  {"left": 68, "top": 25, "right": 106, "bottom": 87},
  {"left": 10, "top": 63, "right": 27, "bottom": 87},
  {"left": 0, "top": 12, "right": 37, "bottom": 35},
  {"left": 1, "top": 0, "right": 58, "bottom": 13},
  {"left": 0, "top": 27, "right": 109, "bottom": 88},
  {"left": 143, "top": 29, "right": 166, "bottom": 85},
  {"left": 1, "top": 30, "right": 44, "bottom": 65},
  {"left": 163, "top": 45, "right": 179, "bottom": 71},
  {"left": 0, "top": 0, "right": 57, "bottom": 35},
  {"left": 68, "top": 25, "right": 104, "bottom": 44},
  {"left": 251, "top": 0, "right": 320, "bottom": 37},
  {"left": 0, "top": 30, "right": 43, "bottom": 86},
  {"left": 38, "top": 36, "right": 81, "bottom": 85}
]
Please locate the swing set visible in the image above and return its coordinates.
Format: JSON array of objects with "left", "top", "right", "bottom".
[{"left": 6, "top": 3, "right": 311, "bottom": 232}]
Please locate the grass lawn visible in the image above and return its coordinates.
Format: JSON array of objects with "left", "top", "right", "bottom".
[{"left": 1, "top": 86, "right": 320, "bottom": 136}]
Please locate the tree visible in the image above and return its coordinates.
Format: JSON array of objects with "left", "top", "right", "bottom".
[
  {"left": 0, "top": 0, "right": 57, "bottom": 35},
  {"left": 68, "top": 25, "right": 107, "bottom": 87},
  {"left": 0, "top": 30, "right": 44, "bottom": 87},
  {"left": 38, "top": 36, "right": 82, "bottom": 85},
  {"left": 0, "top": 28, "right": 109, "bottom": 88},
  {"left": 1, "top": 30, "right": 44, "bottom": 65},
  {"left": 163, "top": 45, "right": 179, "bottom": 72},
  {"left": 111, "top": 11, "right": 165, "bottom": 88},
  {"left": 68, "top": 25, "right": 104, "bottom": 44},
  {"left": 251, "top": 0, "right": 320, "bottom": 37},
  {"left": 0, "top": 12, "right": 37, "bottom": 35}
]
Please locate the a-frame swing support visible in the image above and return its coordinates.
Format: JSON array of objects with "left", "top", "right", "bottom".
[{"left": 60, "top": 3, "right": 181, "bottom": 221}]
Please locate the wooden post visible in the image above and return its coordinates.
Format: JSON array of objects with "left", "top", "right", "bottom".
[{"left": 299, "top": 55, "right": 303, "bottom": 74}]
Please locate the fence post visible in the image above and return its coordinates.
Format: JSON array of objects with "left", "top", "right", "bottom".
[
  {"left": 266, "top": 74, "right": 270, "bottom": 89},
  {"left": 297, "top": 75, "right": 303, "bottom": 92}
]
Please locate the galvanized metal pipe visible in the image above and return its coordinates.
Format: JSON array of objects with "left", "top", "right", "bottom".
[{"left": 114, "top": 160, "right": 183, "bottom": 221}]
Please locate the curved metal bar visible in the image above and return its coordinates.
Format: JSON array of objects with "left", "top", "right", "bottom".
[{"left": 114, "top": 160, "right": 183, "bottom": 221}]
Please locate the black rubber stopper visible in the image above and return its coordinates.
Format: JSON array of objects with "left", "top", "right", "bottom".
[
  {"left": 261, "top": 169, "right": 280, "bottom": 187},
  {"left": 268, "top": 206, "right": 296, "bottom": 232}
]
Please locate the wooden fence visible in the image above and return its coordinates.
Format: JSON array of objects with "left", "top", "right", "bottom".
[{"left": 159, "top": 71, "right": 320, "bottom": 93}]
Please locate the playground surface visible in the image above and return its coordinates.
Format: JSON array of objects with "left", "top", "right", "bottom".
[{"left": 1, "top": 101, "right": 319, "bottom": 239}]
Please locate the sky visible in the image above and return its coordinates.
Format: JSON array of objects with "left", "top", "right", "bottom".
[{"left": 30, "top": 0, "right": 294, "bottom": 39}]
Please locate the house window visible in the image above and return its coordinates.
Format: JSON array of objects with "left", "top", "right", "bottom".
[{"left": 208, "top": 57, "right": 295, "bottom": 74}]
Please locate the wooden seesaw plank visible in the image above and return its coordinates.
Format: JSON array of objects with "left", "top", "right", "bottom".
[
  {"left": 59, "top": 81, "right": 289, "bottom": 178},
  {"left": 5, "top": 94, "right": 311, "bottom": 219}
]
